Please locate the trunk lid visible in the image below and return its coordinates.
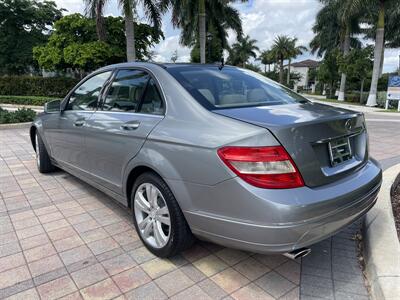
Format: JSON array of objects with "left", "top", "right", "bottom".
[{"left": 214, "top": 102, "right": 368, "bottom": 187}]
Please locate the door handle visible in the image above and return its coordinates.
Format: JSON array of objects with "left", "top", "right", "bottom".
[
  {"left": 121, "top": 121, "right": 140, "bottom": 130},
  {"left": 74, "top": 120, "right": 85, "bottom": 127}
]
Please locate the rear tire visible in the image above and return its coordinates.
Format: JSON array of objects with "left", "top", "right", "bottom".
[
  {"left": 35, "top": 132, "right": 56, "bottom": 173},
  {"left": 131, "top": 172, "right": 194, "bottom": 257}
]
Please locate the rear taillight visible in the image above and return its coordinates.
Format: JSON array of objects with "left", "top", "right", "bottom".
[{"left": 217, "top": 146, "right": 304, "bottom": 189}]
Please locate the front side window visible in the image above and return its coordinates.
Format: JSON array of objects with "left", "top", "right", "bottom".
[
  {"left": 166, "top": 66, "right": 309, "bottom": 109},
  {"left": 66, "top": 71, "right": 112, "bottom": 111},
  {"left": 103, "top": 70, "right": 150, "bottom": 112}
]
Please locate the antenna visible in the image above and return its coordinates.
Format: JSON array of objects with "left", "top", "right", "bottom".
[{"left": 219, "top": 57, "right": 225, "bottom": 70}]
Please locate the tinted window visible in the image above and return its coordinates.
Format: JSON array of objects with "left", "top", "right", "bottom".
[
  {"left": 166, "top": 66, "right": 309, "bottom": 109},
  {"left": 67, "top": 71, "right": 112, "bottom": 111},
  {"left": 138, "top": 79, "right": 164, "bottom": 115},
  {"left": 103, "top": 69, "right": 150, "bottom": 112}
]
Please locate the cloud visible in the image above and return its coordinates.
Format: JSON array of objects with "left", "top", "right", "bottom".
[
  {"left": 151, "top": 35, "right": 191, "bottom": 63},
  {"left": 53, "top": 0, "right": 397, "bottom": 72}
]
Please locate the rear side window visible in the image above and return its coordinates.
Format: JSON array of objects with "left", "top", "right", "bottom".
[
  {"left": 103, "top": 70, "right": 150, "bottom": 112},
  {"left": 166, "top": 66, "right": 309, "bottom": 109},
  {"left": 138, "top": 79, "right": 164, "bottom": 115}
]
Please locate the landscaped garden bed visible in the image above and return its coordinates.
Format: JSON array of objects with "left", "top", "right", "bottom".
[{"left": 0, "top": 107, "right": 36, "bottom": 124}]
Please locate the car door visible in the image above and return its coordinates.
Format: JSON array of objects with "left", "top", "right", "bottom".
[
  {"left": 45, "top": 71, "right": 113, "bottom": 173},
  {"left": 84, "top": 69, "right": 165, "bottom": 194}
]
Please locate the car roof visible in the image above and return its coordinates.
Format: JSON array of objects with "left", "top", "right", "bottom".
[{"left": 96, "top": 62, "right": 235, "bottom": 72}]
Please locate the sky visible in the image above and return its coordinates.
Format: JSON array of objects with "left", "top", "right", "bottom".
[{"left": 54, "top": 0, "right": 399, "bottom": 72}]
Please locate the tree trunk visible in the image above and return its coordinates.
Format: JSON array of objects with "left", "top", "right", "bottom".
[
  {"left": 279, "top": 59, "right": 284, "bottom": 83},
  {"left": 367, "top": 1, "right": 385, "bottom": 107},
  {"left": 286, "top": 58, "right": 291, "bottom": 85},
  {"left": 338, "top": 25, "right": 350, "bottom": 101},
  {"left": 199, "top": 0, "right": 206, "bottom": 64},
  {"left": 95, "top": 0, "right": 106, "bottom": 41},
  {"left": 264, "top": 64, "right": 266, "bottom": 73},
  {"left": 359, "top": 78, "right": 365, "bottom": 104},
  {"left": 379, "top": 42, "right": 384, "bottom": 77},
  {"left": 268, "top": 64, "right": 271, "bottom": 72},
  {"left": 96, "top": 15, "right": 106, "bottom": 41},
  {"left": 124, "top": 11, "right": 136, "bottom": 62}
]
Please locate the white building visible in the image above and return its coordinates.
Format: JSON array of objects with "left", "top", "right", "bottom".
[{"left": 285, "top": 59, "right": 319, "bottom": 91}]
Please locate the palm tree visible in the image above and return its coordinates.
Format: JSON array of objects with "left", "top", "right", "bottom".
[
  {"left": 84, "top": 0, "right": 163, "bottom": 62},
  {"left": 337, "top": 0, "right": 365, "bottom": 101},
  {"left": 271, "top": 35, "right": 291, "bottom": 84},
  {"left": 310, "top": 0, "right": 362, "bottom": 56},
  {"left": 360, "top": 0, "right": 398, "bottom": 106},
  {"left": 286, "top": 38, "right": 307, "bottom": 85},
  {"left": 259, "top": 50, "right": 274, "bottom": 73},
  {"left": 84, "top": 0, "right": 107, "bottom": 41},
  {"left": 228, "top": 35, "right": 259, "bottom": 68},
  {"left": 311, "top": 0, "right": 362, "bottom": 101},
  {"left": 163, "top": 0, "right": 244, "bottom": 64}
]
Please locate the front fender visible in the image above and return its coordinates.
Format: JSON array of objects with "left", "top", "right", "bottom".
[{"left": 30, "top": 117, "right": 51, "bottom": 155}]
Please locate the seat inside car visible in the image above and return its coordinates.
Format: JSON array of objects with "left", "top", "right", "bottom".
[
  {"left": 247, "top": 88, "right": 268, "bottom": 102},
  {"left": 198, "top": 89, "right": 215, "bottom": 104}
]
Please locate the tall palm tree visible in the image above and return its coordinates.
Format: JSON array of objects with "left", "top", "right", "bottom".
[
  {"left": 84, "top": 0, "right": 107, "bottom": 41},
  {"left": 163, "top": 0, "right": 244, "bottom": 64},
  {"left": 228, "top": 35, "right": 259, "bottom": 68},
  {"left": 84, "top": 0, "right": 163, "bottom": 62},
  {"left": 259, "top": 50, "right": 274, "bottom": 73},
  {"left": 286, "top": 38, "right": 307, "bottom": 85},
  {"left": 360, "top": 0, "right": 397, "bottom": 106},
  {"left": 310, "top": 0, "right": 362, "bottom": 56},
  {"left": 311, "top": 0, "right": 362, "bottom": 101},
  {"left": 271, "top": 35, "right": 291, "bottom": 84}
]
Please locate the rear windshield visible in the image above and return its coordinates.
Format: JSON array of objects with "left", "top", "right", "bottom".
[{"left": 166, "top": 66, "right": 309, "bottom": 109}]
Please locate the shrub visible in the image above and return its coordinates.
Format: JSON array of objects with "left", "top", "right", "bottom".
[
  {"left": 0, "top": 95, "right": 59, "bottom": 106},
  {"left": 0, "top": 107, "right": 36, "bottom": 124},
  {"left": 341, "top": 92, "right": 369, "bottom": 104},
  {"left": 0, "top": 76, "right": 79, "bottom": 97}
]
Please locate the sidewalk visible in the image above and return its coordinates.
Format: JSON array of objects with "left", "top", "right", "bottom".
[{"left": 302, "top": 94, "right": 399, "bottom": 117}]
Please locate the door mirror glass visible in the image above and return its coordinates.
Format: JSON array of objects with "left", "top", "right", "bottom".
[{"left": 44, "top": 99, "right": 61, "bottom": 113}]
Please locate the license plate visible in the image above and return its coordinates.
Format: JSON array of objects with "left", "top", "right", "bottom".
[{"left": 328, "top": 137, "right": 352, "bottom": 166}]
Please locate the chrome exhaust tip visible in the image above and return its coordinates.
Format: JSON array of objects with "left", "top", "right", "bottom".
[{"left": 283, "top": 247, "right": 311, "bottom": 260}]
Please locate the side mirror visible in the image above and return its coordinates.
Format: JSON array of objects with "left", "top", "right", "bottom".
[{"left": 44, "top": 99, "right": 61, "bottom": 113}]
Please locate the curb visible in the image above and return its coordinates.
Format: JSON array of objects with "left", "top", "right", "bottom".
[
  {"left": 364, "top": 163, "right": 400, "bottom": 300},
  {"left": 0, "top": 122, "right": 32, "bottom": 130}
]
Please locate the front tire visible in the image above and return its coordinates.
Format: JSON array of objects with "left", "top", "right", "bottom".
[
  {"left": 35, "top": 132, "right": 56, "bottom": 173},
  {"left": 131, "top": 172, "right": 194, "bottom": 257}
]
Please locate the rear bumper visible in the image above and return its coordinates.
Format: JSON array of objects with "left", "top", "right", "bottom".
[{"left": 168, "top": 159, "right": 382, "bottom": 254}]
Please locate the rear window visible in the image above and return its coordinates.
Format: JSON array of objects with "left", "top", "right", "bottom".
[{"left": 166, "top": 66, "right": 309, "bottom": 109}]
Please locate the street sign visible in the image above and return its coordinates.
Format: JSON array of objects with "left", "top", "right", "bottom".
[{"left": 386, "top": 75, "right": 400, "bottom": 111}]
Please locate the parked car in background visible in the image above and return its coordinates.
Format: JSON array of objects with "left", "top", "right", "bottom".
[{"left": 31, "top": 63, "right": 382, "bottom": 258}]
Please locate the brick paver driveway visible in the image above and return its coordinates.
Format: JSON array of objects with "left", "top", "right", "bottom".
[{"left": 0, "top": 113, "right": 399, "bottom": 300}]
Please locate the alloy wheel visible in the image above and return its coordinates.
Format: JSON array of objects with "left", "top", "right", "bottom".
[{"left": 134, "top": 183, "right": 171, "bottom": 248}]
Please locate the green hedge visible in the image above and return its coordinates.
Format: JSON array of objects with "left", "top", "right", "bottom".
[
  {"left": 0, "top": 107, "right": 36, "bottom": 124},
  {"left": 0, "top": 76, "right": 79, "bottom": 97},
  {"left": 0, "top": 95, "right": 59, "bottom": 106}
]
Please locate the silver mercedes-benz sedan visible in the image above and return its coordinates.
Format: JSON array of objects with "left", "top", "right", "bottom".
[{"left": 31, "top": 62, "right": 382, "bottom": 258}]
